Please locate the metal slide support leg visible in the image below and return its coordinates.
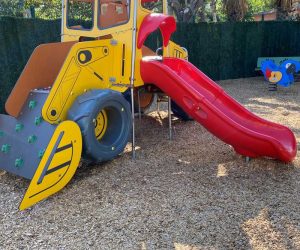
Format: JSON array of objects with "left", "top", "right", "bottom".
[
  {"left": 269, "top": 83, "right": 278, "bottom": 91},
  {"left": 168, "top": 96, "right": 172, "bottom": 140},
  {"left": 137, "top": 88, "right": 142, "bottom": 121},
  {"left": 131, "top": 85, "right": 136, "bottom": 159},
  {"left": 157, "top": 94, "right": 160, "bottom": 113},
  {"left": 245, "top": 157, "right": 251, "bottom": 163},
  {"left": 129, "top": 0, "right": 138, "bottom": 160}
]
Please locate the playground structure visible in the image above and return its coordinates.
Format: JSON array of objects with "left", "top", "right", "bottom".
[
  {"left": 0, "top": 0, "right": 297, "bottom": 210},
  {"left": 261, "top": 59, "right": 300, "bottom": 91}
]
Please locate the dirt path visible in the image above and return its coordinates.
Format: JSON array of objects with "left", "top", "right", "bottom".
[{"left": 0, "top": 77, "right": 299, "bottom": 249}]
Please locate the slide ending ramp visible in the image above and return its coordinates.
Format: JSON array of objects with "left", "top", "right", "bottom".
[{"left": 140, "top": 57, "right": 297, "bottom": 162}]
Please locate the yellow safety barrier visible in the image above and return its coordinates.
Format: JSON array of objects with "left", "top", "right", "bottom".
[{"left": 19, "top": 121, "right": 82, "bottom": 210}]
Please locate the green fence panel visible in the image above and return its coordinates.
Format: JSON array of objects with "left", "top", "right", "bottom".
[
  {"left": 0, "top": 17, "right": 300, "bottom": 113},
  {"left": 0, "top": 17, "right": 60, "bottom": 113}
]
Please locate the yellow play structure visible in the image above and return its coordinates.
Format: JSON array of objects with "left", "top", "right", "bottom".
[
  {"left": 1, "top": 0, "right": 187, "bottom": 210},
  {"left": 1, "top": 0, "right": 296, "bottom": 210}
]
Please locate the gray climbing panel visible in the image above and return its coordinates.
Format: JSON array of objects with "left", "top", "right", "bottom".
[{"left": 0, "top": 90, "right": 56, "bottom": 180}]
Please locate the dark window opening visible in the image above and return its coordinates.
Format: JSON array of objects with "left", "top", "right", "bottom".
[
  {"left": 141, "top": 0, "right": 163, "bottom": 13},
  {"left": 67, "top": 0, "right": 94, "bottom": 30}
]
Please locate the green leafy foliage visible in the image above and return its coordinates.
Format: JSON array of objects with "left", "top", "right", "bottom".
[
  {"left": 0, "top": 0, "right": 62, "bottom": 19},
  {"left": 24, "top": 0, "right": 61, "bottom": 19},
  {"left": 169, "top": 0, "right": 280, "bottom": 23},
  {"left": 248, "top": 0, "right": 274, "bottom": 13},
  {"left": 0, "top": 0, "right": 296, "bottom": 22},
  {"left": 0, "top": 0, "right": 25, "bottom": 17},
  {"left": 67, "top": 0, "right": 93, "bottom": 29}
]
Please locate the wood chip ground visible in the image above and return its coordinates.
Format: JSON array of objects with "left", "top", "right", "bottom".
[{"left": 0, "top": 77, "right": 299, "bottom": 249}]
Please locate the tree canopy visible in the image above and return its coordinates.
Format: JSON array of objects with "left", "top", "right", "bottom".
[
  {"left": 24, "top": 0, "right": 61, "bottom": 19},
  {"left": 0, "top": 0, "right": 25, "bottom": 17},
  {"left": 0, "top": 0, "right": 297, "bottom": 22}
]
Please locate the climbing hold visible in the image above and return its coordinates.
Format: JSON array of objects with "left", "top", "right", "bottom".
[
  {"left": 38, "top": 149, "right": 45, "bottom": 159},
  {"left": 15, "top": 123, "right": 24, "bottom": 132},
  {"left": 28, "top": 135, "right": 37, "bottom": 144},
  {"left": 0, "top": 130, "right": 4, "bottom": 137},
  {"left": 1, "top": 144, "right": 11, "bottom": 153},
  {"left": 29, "top": 100, "right": 37, "bottom": 110},
  {"left": 15, "top": 158, "right": 24, "bottom": 168},
  {"left": 35, "top": 116, "right": 43, "bottom": 126}
]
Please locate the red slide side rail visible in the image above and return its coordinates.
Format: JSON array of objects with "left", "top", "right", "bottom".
[
  {"left": 137, "top": 14, "right": 176, "bottom": 49},
  {"left": 141, "top": 57, "right": 297, "bottom": 162}
]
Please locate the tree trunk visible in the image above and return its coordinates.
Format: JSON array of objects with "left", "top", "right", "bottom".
[
  {"left": 170, "top": 0, "right": 206, "bottom": 23},
  {"left": 276, "top": 0, "right": 290, "bottom": 20},
  {"left": 223, "top": 0, "right": 248, "bottom": 21},
  {"left": 211, "top": 0, "right": 217, "bottom": 22}
]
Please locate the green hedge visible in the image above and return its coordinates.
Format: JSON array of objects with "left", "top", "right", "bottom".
[
  {"left": 0, "top": 17, "right": 60, "bottom": 113},
  {"left": 173, "top": 21, "right": 300, "bottom": 80},
  {"left": 0, "top": 17, "right": 300, "bottom": 113}
]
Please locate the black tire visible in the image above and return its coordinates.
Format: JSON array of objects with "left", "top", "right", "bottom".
[
  {"left": 68, "top": 89, "right": 132, "bottom": 162},
  {"left": 171, "top": 100, "right": 193, "bottom": 121}
]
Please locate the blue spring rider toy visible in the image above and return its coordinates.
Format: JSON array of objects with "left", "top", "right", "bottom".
[{"left": 261, "top": 59, "right": 300, "bottom": 91}]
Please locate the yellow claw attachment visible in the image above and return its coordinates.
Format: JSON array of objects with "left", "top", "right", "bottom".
[{"left": 19, "top": 121, "right": 82, "bottom": 210}]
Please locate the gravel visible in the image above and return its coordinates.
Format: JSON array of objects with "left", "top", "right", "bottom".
[{"left": 0, "top": 77, "right": 299, "bottom": 249}]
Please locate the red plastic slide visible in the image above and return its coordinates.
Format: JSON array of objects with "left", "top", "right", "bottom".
[{"left": 140, "top": 57, "right": 297, "bottom": 162}]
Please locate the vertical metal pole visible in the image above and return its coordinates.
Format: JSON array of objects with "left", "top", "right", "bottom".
[
  {"left": 163, "top": 0, "right": 168, "bottom": 14},
  {"left": 164, "top": 0, "right": 172, "bottom": 140},
  {"left": 137, "top": 89, "right": 142, "bottom": 121},
  {"left": 131, "top": 87, "right": 136, "bottom": 159},
  {"left": 130, "top": 0, "right": 138, "bottom": 159},
  {"left": 165, "top": 0, "right": 171, "bottom": 136},
  {"left": 168, "top": 96, "right": 172, "bottom": 140},
  {"left": 245, "top": 157, "right": 251, "bottom": 163},
  {"left": 61, "top": 0, "right": 64, "bottom": 41}
]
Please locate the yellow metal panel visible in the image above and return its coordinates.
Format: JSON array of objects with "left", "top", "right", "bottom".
[
  {"left": 59, "top": 0, "right": 187, "bottom": 103},
  {"left": 164, "top": 41, "right": 188, "bottom": 60},
  {"left": 62, "top": 0, "right": 134, "bottom": 42},
  {"left": 19, "top": 121, "right": 82, "bottom": 210},
  {"left": 42, "top": 39, "right": 134, "bottom": 124},
  {"left": 60, "top": 0, "right": 157, "bottom": 89}
]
